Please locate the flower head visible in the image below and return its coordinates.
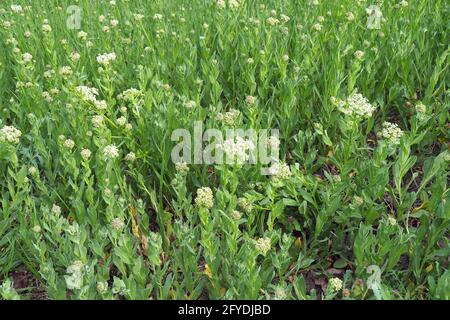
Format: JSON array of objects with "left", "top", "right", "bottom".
[
  {"left": 377, "top": 121, "right": 403, "bottom": 145},
  {"left": 80, "top": 148, "right": 92, "bottom": 161},
  {"left": 63, "top": 139, "right": 75, "bottom": 150},
  {"left": 195, "top": 187, "right": 214, "bottom": 209},
  {"left": 269, "top": 163, "right": 292, "bottom": 182},
  {"left": 255, "top": 237, "right": 271, "bottom": 255},
  {"left": 0, "top": 125, "right": 21, "bottom": 144},
  {"left": 336, "top": 92, "right": 376, "bottom": 119},
  {"left": 328, "top": 277, "right": 343, "bottom": 292},
  {"left": 96, "top": 52, "right": 116, "bottom": 65},
  {"left": 111, "top": 217, "right": 125, "bottom": 230},
  {"left": 175, "top": 162, "right": 189, "bottom": 173},
  {"left": 103, "top": 144, "right": 120, "bottom": 160}
]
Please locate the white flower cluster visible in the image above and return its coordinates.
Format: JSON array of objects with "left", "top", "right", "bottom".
[
  {"left": 217, "top": 0, "right": 241, "bottom": 9},
  {"left": 76, "top": 86, "right": 98, "bottom": 103},
  {"left": 184, "top": 100, "right": 196, "bottom": 109},
  {"left": 215, "top": 108, "right": 241, "bottom": 126},
  {"left": 21, "top": 52, "right": 33, "bottom": 64},
  {"left": 111, "top": 217, "right": 125, "bottom": 230},
  {"left": 377, "top": 121, "right": 403, "bottom": 145},
  {"left": 96, "top": 52, "right": 116, "bottom": 65},
  {"left": 255, "top": 237, "right": 271, "bottom": 255},
  {"left": 266, "top": 17, "right": 280, "bottom": 26},
  {"left": 245, "top": 95, "right": 256, "bottom": 106},
  {"left": 91, "top": 115, "right": 104, "bottom": 128},
  {"left": 175, "top": 162, "right": 189, "bottom": 173},
  {"left": 63, "top": 139, "right": 75, "bottom": 150},
  {"left": 119, "top": 88, "right": 143, "bottom": 102},
  {"left": 103, "top": 144, "right": 120, "bottom": 160},
  {"left": 0, "top": 125, "right": 21, "bottom": 144},
  {"left": 231, "top": 210, "right": 242, "bottom": 221},
  {"left": 52, "top": 204, "right": 62, "bottom": 215},
  {"left": 76, "top": 86, "right": 107, "bottom": 110},
  {"left": 80, "top": 148, "right": 92, "bottom": 161},
  {"left": 354, "top": 50, "right": 365, "bottom": 60},
  {"left": 237, "top": 197, "right": 253, "bottom": 213},
  {"left": 269, "top": 162, "right": 292, "bottom": 182},
  {"left": 328, "top": 277, "right": 343, "bottom": 292},
  {"left": 195, "top": 187, "right": 214, "bottom": 209},
  {"left": 220, "top": 136, "right": 255, "bottom": 163},
  {"left": 334, "top": 92, "right": 376, "bottom": 119},
  {"left": 124, "top": 152, "right": 136, "bottom": 162},
  {"left": 59, "top": 66, "right": 72, "bottom": 77}
]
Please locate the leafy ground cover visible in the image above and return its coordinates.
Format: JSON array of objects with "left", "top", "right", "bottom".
[{"left": 0, "top": 0, "right": 449, "bottom": 300}]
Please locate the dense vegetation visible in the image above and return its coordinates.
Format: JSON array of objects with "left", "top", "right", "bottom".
[{"left": 0, "top": 0, "right": 448, "bottom": 300}]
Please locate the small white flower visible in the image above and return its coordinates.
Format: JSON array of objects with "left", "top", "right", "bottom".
[
  {"left": 94, "top": 100, "right": 107, "bottom": 110},
  {"left": 255, "top": 237, "right": 271, "bottom": 255},
  {"left": 388, "top": 215, "right": 397, "bottom": 226},
  {"left": 91, "top": 115, "right": 104, "bottom": 128},
  {"left": 231, "top": 210, "right": 242, "bottom": 221},
  {"left": 377, "top": 121, "right": 404, "bottom": 145},
  {"left": 52, "top": 204, "right": 62, "bottom": 215},
  {"left": 63, "top": 139, "right": 75, "bottom": 150},
  {"left": 116, "top": 116, "right": 127, "bottom": 126},
  {"left": 238, "top": 197, "right": 253, "bottom": 213},
  {"left": 59, "top": 66, "right": 73, "bottom": 77},
  {"left": 96, "top": 281, "right": 108, "bottom": 294},
  {"left": 195, "top": 187, "right": 214, "bottom": 209},
  {"left": 77, "top": 31, "right": 88, "bottom": 39},
  {"left": 184, "top": 100, "right": 196, "bottom": 109},
  {"left": 313, "top": 23, "right": 323, "bottom": 31},
  {"left": 80, "top": 148, "right": 92, "bottom": 161},
  {"left": 245, "top": 95, "right": 256, "bottom": 106},
  {"left": 0, "top": 125, "right": 21, "bottom": 144},
  {"left": 21, "top": 52, "right": 33, "bottom": 64},
  {"left": 70, "top": 52, "right": 81, "bottom": 62},
  {"left": 175, "top": 162, "right": 189, "bottom": 173},
  {"left": 270, "top": 163, "right": 292, "bottom": 182},
  {"left": 76, "top": 86, "right": 98, "bottom": 103},
  {"left": 28, "top": 166, "right": 38, "bottom": 176},
  {"left": 42, "top": 23, "right": 52, "bottom": 33},
  {"left": 336, "top": 92, "right": 376, "bottom": 119},
  {"left": 96, "top": 52, "right": 116, "bottom": 65},
  {"left": 216, "top": 109, "right": 241, "bottom": 126},
  {"left": 346, "top": 12, "right": 355, "bottom": 21},
  {"left": 354, "top": 50, "right": 365, "bottom": 60},
  {"left": 103, "top": 144, "right": 120, "bottom": 160},
  {"left": 266, "top": 17, "right": 280, "bottom": 26},
  {"left": 125, "top": 152, "right": 136, "bottom": 162},
  {"left": 328, "top": 277, "right": 343, "bottom": 292},
  {"left": 111, "top": 217, "right": 125, "bottom": 230},
  {"left": 280, "top": 14, "right": 290, "bottom": 23}
]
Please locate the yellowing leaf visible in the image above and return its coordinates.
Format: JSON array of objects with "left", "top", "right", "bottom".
[
  {"left": 294, "top": 237, "right": 302, "bottom": 249},
  {"left": 204, "top": 264, "right": 213, "bottom": 279}
]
